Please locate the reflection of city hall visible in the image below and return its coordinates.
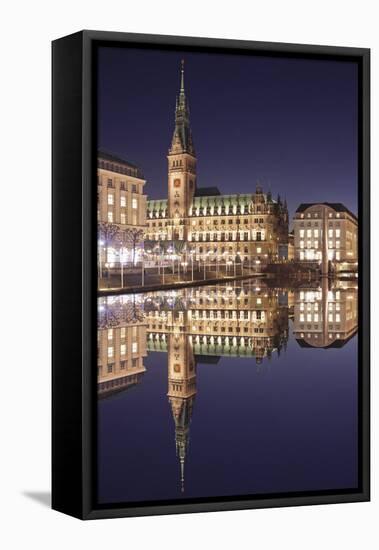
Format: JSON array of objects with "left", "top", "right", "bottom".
[
  {"left": 97, "top": 62, "right": 358, "bottom": 277},
  {"left": 97, "top": 280, "right": 357, "bottom": 490}
]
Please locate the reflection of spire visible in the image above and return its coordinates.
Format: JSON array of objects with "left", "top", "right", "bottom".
[
  {"left": 167, "top": 329, "right": 196, "bottom": 493},
  {"left": 170, "top": 395, "right": 195, "bottom": 494},
  {"left": 180, "top": 457, "right": 185, "bottom": 493}
]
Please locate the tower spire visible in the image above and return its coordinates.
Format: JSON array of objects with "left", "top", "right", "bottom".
[
  {"left": 180, "top": 59, "right": 185, "bottom": 93},
  {"left": 169, "top": 59, "right": 195, "bottom": 156}
]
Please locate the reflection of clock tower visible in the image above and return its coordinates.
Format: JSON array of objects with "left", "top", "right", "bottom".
[
  {"left": 168, "top": 60, "right": 197, "bottom": 240},
  {"left": 167, "top": 319, "right": 196, "bottom": 492}
]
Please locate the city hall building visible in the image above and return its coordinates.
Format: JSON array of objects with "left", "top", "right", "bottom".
[{"left": 145, "top": 61, "right": 289, "bottom": 266}]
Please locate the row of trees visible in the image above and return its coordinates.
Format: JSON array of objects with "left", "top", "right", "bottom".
[{"left": 98, "top": 222, "right": 144, "bottom": 266}]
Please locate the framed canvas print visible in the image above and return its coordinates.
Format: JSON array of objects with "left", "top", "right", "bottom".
[{"left": 52, "top": 30, "right": 370, "bottom": 519}]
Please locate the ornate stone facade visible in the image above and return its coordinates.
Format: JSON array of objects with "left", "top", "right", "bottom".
[{"left": 145, "top": 62, "right": 288, "bottom": 266}]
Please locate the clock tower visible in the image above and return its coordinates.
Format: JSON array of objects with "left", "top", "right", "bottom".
[{"left": 168, "top": 60, "right": 197, "bottom": 240}]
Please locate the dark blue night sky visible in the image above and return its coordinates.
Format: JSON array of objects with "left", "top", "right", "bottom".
[{"left": 97, "top": 46, "right": 358, "bottom": 221}]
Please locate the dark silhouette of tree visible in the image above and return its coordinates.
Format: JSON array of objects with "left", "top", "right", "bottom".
[
  {"left": 98, "top": 222, "right": 120, "bottom": 248},
  {"left": 124, "top": 227, "right": 144, "bottom": 266}
]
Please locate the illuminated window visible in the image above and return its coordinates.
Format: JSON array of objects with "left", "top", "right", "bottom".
[
  {"left": 256, "top": 298, "right": 262, "bottom": 305},
  {"left": 336, "top": 251, "right": 340, "bottom": 260},
  {"left": 314, "top": 229, "right": 319, "bottom": 238},
  {"left": 107, "top": 329, "right": 113, "bottom": 340},
  {"left": 120, "top": 196, "right": 126, "bottom": 207},
  {"left": 256, "top": 247, "right": 261, "bottom": 253},
  {"left": 120, "top": 344, "right": 126, "bottom": 355},
  {"left": 328, "top": 314, "right": 333, "bottom": 322},
  {"left": 335, "top": 229, "right": 341, "bottom": 238},
  {"left": 336, "top": 314, "right": 340, "bottom": 323},
  {"left": 314, "top": 313, "right": 319, "bottom": 322},
  {"left": 300, "top": 251, "right": 304, "bottom": 260},
  {"left": 107, "top": 193, "right": 114, "bottom": 205},
  {"left": 307, "top": 313, "right": 312, "bottom": 322},
  {"left": 107, "top": 346, "right": 114, "bottom": 358},
  {"left": 120, "top": 327, "right": 126, "bottom": 338},
  {"left": 120, "top": 213, "right": 126, "bottom": 224},
  {"left": 132, "top": 342, "right": 138, "bottom": 353},
  {"left": 328, "top": 240, "right": 333, "bottom": 248},
  {"left": 328, "top": 229, "right": 333, "bottom": 237},
  {"left": 307, "top": 229, "right": 312, "bottom": 237},
  {"left": 300, "top": 229, "right": 304, "bottom": 238},
  {"left": 132, "top": 198, "right": 138, "bottom": 209},
  {"left": 107, "top": 211, "right": 114, "bottom": 222},
  {"left": 336, "top": 240, "right": 340, "bottom": 248},
  {"left": 300, "top": 240, "right": 304, "bottom": 249},
  {"left": 314, "top": 241, "right": 319, "bottom": 249}
]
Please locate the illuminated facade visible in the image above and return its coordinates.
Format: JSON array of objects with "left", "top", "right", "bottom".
[
  {"left": 97, "top": 151, "right": 147, "bottom": 275},
  {"left": 145, "top": 62, "right": 288, "bottom": 266},
  {"left": 293, "top": 203, "right": 358, "bottom": 273},
  {"left": 145, "top": 282, "right": 289, "bottom": 363}
]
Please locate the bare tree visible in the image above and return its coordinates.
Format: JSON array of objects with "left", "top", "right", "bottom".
[
  {"left": 124, "top": 227, "right": 144, "bottom": 266},
  {"left": 98, "top": 222, "right": 120, "bottom": 248},
  {"left": 98, "top": 223, "right": 121, "bottom": 278}
]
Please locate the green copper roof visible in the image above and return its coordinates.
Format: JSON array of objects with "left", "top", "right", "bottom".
[{"left": 147, "top": 199, "right": 168, "bottom": 210}]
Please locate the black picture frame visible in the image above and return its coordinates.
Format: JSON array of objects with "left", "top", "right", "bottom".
[{"left": 52, "top": 30, "right": 370, "bottom": 520}]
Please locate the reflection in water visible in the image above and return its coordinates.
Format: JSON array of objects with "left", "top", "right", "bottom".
[
  {"left": 97, "top": 296, "right": 147, "bottom": 397},
  {"left": 293, "top": 278, "right": 358, "bottom": 348},
  {"left": 97, "top": 278, "right": 358, "bottom": 497}
]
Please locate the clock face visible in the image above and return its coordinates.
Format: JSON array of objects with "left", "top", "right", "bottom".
[{"left": 174, "top": 179, "right": 181, "bottom": 188}]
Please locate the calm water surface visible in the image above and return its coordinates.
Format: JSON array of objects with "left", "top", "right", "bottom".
[{"left": 97, "top": 278, "right": 358, "bottom": 504}]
